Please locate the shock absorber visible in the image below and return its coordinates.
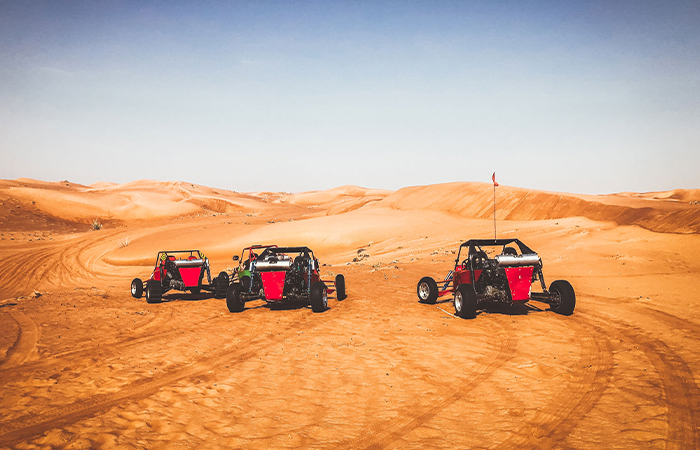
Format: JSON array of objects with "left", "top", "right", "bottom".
[{"left": 443, "top": 270, "right": 454, "bottom": 290}]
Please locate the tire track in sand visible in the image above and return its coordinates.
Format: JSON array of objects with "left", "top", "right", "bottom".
[
  {"left": 0, "top": 229, "right": 127, "bottom": 298},
  {"left": 0, "top": 307, "right": 189, "bottom": 385},
  {"left": 495, "top": 315, "right": 615, "bottom": 448},
  {"left": 0, "top": 310, "right": 39, "bottom": 369},
  {"left": 588, "top": 308, "right": 700, "bottom": 448},
  {"left": 0, "top": 313, "right": 318, "bottom": 447},
  {"left": 340, "top": 320, "right": 518, "bottom": 449}
]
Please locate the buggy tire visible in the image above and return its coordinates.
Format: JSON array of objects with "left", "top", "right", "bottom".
[
  {"left": 417, "top": 277, "right": 438, "bottom": 304},
  {"left": 455, "top": 284, "right": 477, "bottom": 319},
  {"left": 240, "top": 275, "right": 252, "bottom": 292},
  {"left": 145, "top": 280, "right": 162, "bottom": 304},
  {"left": 214, "top": 274, "right": 229, "bottom": 299},
  {"left": 218, "top": 271, "right": 230, "bottom": 284},
  {"left": 226, "top": 283, "right": 244, "bottom": 312},
  {"left": 310, "top": 281, "right": 328, "bottom": 313},
  {"left": 335, "top": 274, "right": 347, "bottom": 300},
  {"left": 550, "top": 280, "right": 576, "bottom": 315},
  {"left": 131, "top": 278, "right": 143, "bottom": 298}
]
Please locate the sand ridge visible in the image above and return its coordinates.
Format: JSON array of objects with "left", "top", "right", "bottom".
[{"left": 0, "top": 178, "right": 699, "bottom": 448}]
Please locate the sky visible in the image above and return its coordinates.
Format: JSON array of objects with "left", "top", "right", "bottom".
[{"left": 1, "top": 0, "right": 699, "bottom": 194}]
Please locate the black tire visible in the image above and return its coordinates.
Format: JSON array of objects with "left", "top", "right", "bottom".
[
  {"left": 454, "top": 284, "right": 477, "bottom": 319},
  {"left": 417, "top": 276, "right": 438, "bottom": 304},
  {"left": 214, "top": 274, "right": 229, "bottom": 299},
  {"left": 240, "top": 275, "right": 252, "bottom": 292},
  {"left": 310, "top": 281, "right": 328, "bottom": 313},
  {"left": 145, "top": 280, "right": 162, "bottom": 304},
  {"left": 131, "top": 278, "right": 143, "bottom": 298},
  {"left": 226, "top": 283, "right": 244, "bottom": 312},
  {"left": 550, "top": 280, "right": 576, "bottom": 315},
  {"left": 218, "top": 271, "right": 230, "bottom": 284},
  {"left": 335, "top": 274, "right": 347, "bottom": 300}
]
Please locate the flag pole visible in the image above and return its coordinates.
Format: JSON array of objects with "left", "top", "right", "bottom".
[{"left": 492, "top": 172, "right": 498, "bottom": 240}]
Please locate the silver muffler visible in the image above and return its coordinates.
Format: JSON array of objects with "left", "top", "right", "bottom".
[{"left": 495, "top": 254, "right": 541, "bottom": 267}]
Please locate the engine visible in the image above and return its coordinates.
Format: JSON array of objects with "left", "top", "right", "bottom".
[{"left": 283, "top": 257, "right": 310, "bottom": 298}]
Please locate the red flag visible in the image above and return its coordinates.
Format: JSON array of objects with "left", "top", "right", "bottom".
[{"left": 492, "top": 172, "right": 499, "bottom": 187}]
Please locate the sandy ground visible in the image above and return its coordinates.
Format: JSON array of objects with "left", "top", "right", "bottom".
[{"left": 1, "top": 178, "right": 699, "bottom": 449}]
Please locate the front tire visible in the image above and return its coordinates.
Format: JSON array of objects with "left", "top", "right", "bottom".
[
  {"left": 455, "top": 284, "right": 477, "bottom": 319},
  {"left": 226, "top": 283, "right": 244, "bottom": 312},
  {"left": 145, "top": 280, "right": 162, "bottom": 304},
  {"left": 335, "top": 274, "right": 346, "bottom": 300},
  {"left": 417, "top": 277, "right": 438, "bottom": 304},
  {"left": 310, "top": 281, "right": 328, "bottom": 313},
  {"left": 218, "top": 271, "right": 230, "bottom": 284},
  {"left": 131, "top": 278, "right": 143, "bottom": 298},
  {"left": 550, "top": 280, "right": 576, "bottom": 315}
]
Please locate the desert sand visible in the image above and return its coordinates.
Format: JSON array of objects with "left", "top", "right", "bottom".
[{"left": 1, "top": 178, "right": 699, "bottom": 449}]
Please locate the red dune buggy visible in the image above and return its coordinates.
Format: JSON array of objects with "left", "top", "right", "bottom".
[
  {"left": 131, "top": 250, "right": 229, "bottom": 303},
  {"left": 225, "top": 245, "right": 346, "bottom": 313},
  {"left": 417, "top": 239, "right": 575, "bottom": 319}
]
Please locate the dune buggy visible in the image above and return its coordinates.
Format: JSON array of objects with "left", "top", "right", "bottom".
[
  {"left": 131, "top": 250, "right": 229, "bottom": 303},
  {"left": 417, "top": 239, "right": 575, "bottom": 319},
  {"left": 226, "top": 245, "right": 346, "bottom": 313}
]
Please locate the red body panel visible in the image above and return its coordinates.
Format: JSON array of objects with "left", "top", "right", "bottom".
[
  {"left": 180, "top": 267, "right": 202, "bottom": 288},
  {"left": 504, "top": 267, "right": 534, "bottom": 301},
  {"left": 454, "top": 267, "right": 482, "bottom": 288},
  {"left": 261, "top": 271, "right": 286, "bottom": 301}
]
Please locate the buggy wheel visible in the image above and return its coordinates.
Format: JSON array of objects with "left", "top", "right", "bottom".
[
  {"left": 145, "top": 280, "right": 162, "bottom": 304},
  {"left": 550, "top": 280, "right": 576, "bottom": 315},
  {"left": 131, "top": 278, "right": 143, "bottom": 298},
  {"left": 214, "top": 274, "right": 229, "bottom": 299},
  {"left": 335, "top": 274, "right": 347, "bottom": 300},
  {"left": 455, "top": 284, "right": 477, "bottom": 319},
  {"left": 310, "top": 281, "right": 328, "bottom": 313},
  {"left": 240, "top": 275, "right": 252, "bottom": 292},
  {"left": 218, "top": 271, "right": 230, "bottom": 284},
  {"left": 226, "top": 283, "right": 244, "bottom": 312},
  {"left": 417, "top": 277, "right": 438, "bottom": 304}
]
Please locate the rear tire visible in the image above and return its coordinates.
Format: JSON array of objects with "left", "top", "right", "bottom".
[
  {"left": 218, "top": 271, "right": 229, "bottom": 284},
  {"left": 335, "top": 274, "right": 346, "bottom": 300},
  {"left": 214, "top": 274, "right": 229, "bottom": 299},
  {"left": 310, "top": 281, "right": 328, "bottom": 313},
  {"left": 550, "top": 280, "right": 576, "bottom": 315},
  {"left": 226, "top": 283, "right": 244, "bottom": 312},
  {"left": 417, "top": 277, "right": 438, "bottom": 304},
  {"left": 455, "top": 284, "right": 477, "bottom": 319},
  {"left": 131, "top": 278, "right": 143, "bottom": 298},
  {"left": 145, "top": 280, "right": 162, "bottom": 304}
]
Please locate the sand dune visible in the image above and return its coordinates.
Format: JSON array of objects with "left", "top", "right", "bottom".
[
  {"left": 373, "top": 182, "right": 700, "bottom": 234},
  {"left": 1, "top": 178, "right": 699, "bottom": 449}
]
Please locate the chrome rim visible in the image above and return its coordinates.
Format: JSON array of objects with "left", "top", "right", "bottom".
[
  {"left": 454, "top": 291, "right": 462, "bottom": 313},
  {"left": 131, "top": 283, "right": 137, "bottom": 295},
  {"left": 322, "top": 288, "right": 328, "bottom": 308},
  {"left": 418, "top": 282, "right": 430, "bottom": 300}
]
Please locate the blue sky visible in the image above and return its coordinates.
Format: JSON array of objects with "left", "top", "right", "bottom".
[{"left": 1, "top": 1, "right": 698, "bottom": 194}]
